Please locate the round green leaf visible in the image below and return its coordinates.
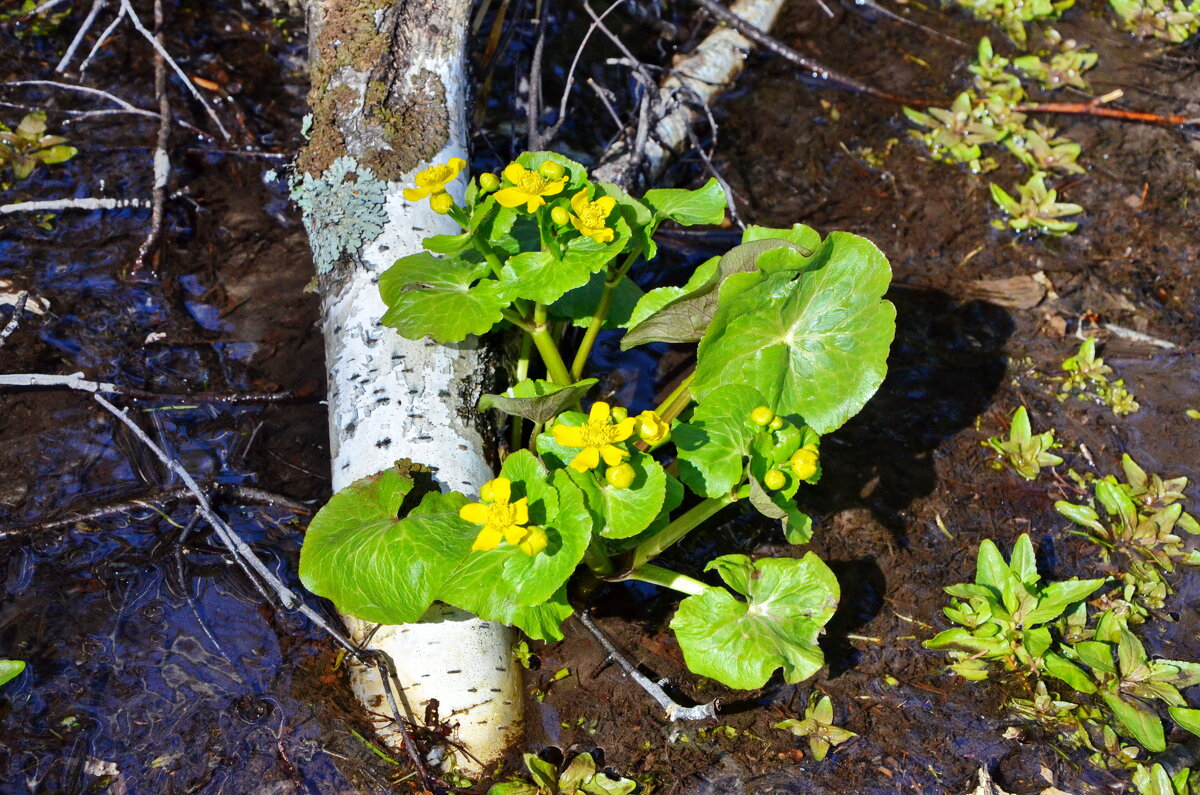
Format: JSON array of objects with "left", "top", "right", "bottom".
[
  {"left": 674, "top": 384, "right": 767, "bottom": 498},
  {"left": 670, "top": 553, "right": 839, "bottom": 689},
  {"left": 692, "top": 232, "right": 896, "bottom": 434},
  {"left": 379, "top": 252, "right": 513, "bottom": 342}
]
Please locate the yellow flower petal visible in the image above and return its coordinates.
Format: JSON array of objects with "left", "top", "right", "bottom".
[
  {"left": 588, "top": 401, "right": 612, "bottom": 424},
  {"left": 541, "top": 178, "right": 566, "bottom": 197},
  {"left": 553, "top": 424, "right": 585, "bottom": 448},
  {"left": 472, "top": 526, "right": 503, "bottom": 551},
  {"left": 403, "top": 186, "right": 431, "bottom": 201},
  {"left": 517, "top": 526, "right": 548, "bottom": 556},
  {"left": 600, "top": 444, "right": 629, "bottom": 467},
  {"left": 594, "top": 196, "right": 616, "bottom": 215},
  {"left": 503, "top": 524, "right": 528, "bottom": 546},
  {"left": 489, "top": 477, "right": 512, "bottom": 504},
  {"left": 459, "top": 502, "right": 490, "bottom": 524},
  {"left": 446, "top": 157, "right": 466, "bottom": 178},
  {"left": 512, "top": 497, "right": 529, "bottom": 526},
  {"left": 495, "top": 187, "right": 531, "bottom": 209},
  {"left": 570, "top": 446, "right": 600, "bottom": 472},
  {"left": 611, "top": 417, "right": 637, "bottom": 443},
  {"left": 502, "top": 162, "right": 526, "bottom": 183},
  {"left": 570, "top": 189, "right": 590, "bottom": 214},
  {"left": 524, "top": 196, "right": 547, "bottom": 213}
]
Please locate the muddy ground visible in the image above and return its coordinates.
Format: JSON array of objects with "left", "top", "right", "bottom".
[{"left": 1, "top": 0, "right": 1199, "bottom": 793}]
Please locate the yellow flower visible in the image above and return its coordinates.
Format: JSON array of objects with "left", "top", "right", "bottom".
[
  {"left": 568, "top": 189, "right": 616, "bottom": 243},
  {"left": 790, "top": 448, "right": 819, "bottom": 480},
  {"left": 403, "top": 157, "right": 466, "bottom": 201},
  {"left": 494, "top": 163, "right": 567, "bottom": 213},
  {"left": 460, "top": 477, "right": 537, "bottom": 553},
  {"left": 516, "top": 525, "right": 548, "bottom": 556},
  {"left": 635, "top": 410, "right": 670, "bottom": 446},
  {"left": 552, "top": 401, "right": 637, "bottom": 473}
]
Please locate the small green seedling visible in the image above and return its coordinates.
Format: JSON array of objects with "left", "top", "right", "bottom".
[
  {"left": 774, "top": 693, "right": 857, "bottom": 761},
  {"left": 1013, "top": 46, "right": 1098, "bottom": 90},
  {"left": 1057, "top": 338, "right": 1140, "bottom": 416},
  {"left": 984, "top": 406, "right": 1063, "bottom": 481},
  {"left": 925, "top": 534, "right": 1104, "bottom": 684},
  {"left": 1109, "top": 0, "right": 1200, "bottom": 42},
  {"left": 488, "top": 752, "right": 636, "bottom": 795},
  {"left": 951, "top": 0, "right": 1075, "bottom": 46},
  {"left": 990, "top": 172, "right": 1083, "bottom": 236},
  {"left": 1006, "top": 123, "right": 1085, "bottom": 175},
  {"left": 903, "top": 92, "right": 1002, "bottom": 172},
  {"left": 0, "top": 111, "right": 77, "bottom": 182},
  {"left": 1132, "top": 762, "right": 1196, "bottom": 795}
]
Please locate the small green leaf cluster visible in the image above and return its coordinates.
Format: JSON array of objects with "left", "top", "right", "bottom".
[
  {"left": 904, "top": 38, "right": 1087, "bottom": 238},
  {"left": 1055, "top": 337, "right": 1140, "bottom": 416},
  {"left": 0, "top": 111, "right": 78, "bottom": 184},
  {"left": 774, "top": 693, "right": 857, "bottom": 761},
  {"left": 1109, "top": 0, "right": 1200, "bottom": 42},
  {"left": 488, "top": 752, "right": 635, "bottom": 795},
  {"left": 301, "top": 152, "right": 897, "bottom": 692},
  {"left": 1056, "top": 455, "right": 1199, "bottom": 612},
  {"left": 927, "top": 534, "right": 1200, "bottom": 775},
  {"left": 983, "top": 405, "right": 1063, "bottom": 481},
  {"left": 950, "top": 0, "right": 1074, "bottom": 47}
]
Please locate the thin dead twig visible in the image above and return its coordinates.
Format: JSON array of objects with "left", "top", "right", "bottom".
[
  {"left": 540, "top": 0, "right": 630, "bottom": 147},
  {"left": 2, "top": 80, "right": 159, "bottom": 121},
  {"left": 1015, "top": 102, "right": 1196, "bottom": 126},
  {"left": 0, "top": 197, "right": 150, "bottom": 214},
  {"left": 135, "top": 0, "right": 170, "bottom": 270},
  {"left": 0, "top": 292, "right": 29, "bottom": 347},
  {"left": 55, "top": 0, "right": 108, "bottom": 73},
  {"left": 0, "top": 372, "right": 298, "bottom": 403},
  {"left": 576, "top": 611, "right": 719, "bottom": 721}
]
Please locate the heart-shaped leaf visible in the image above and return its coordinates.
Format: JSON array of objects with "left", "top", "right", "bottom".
[
  {"left": 479, "top": 378, "right": 598, "bottom": 423},
  {"left": 379, "top": 252, "right": 513, "bottom": 342}
]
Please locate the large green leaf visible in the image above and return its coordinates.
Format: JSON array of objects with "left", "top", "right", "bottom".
[
  {"left": 379, "top": 252, "right": 513, "bottom": 342},
  {"left": 643, "top": 178, "right": 727, "bottom": 226},
  {"left": 500, "top": 215, "right": 631, "bottom": 305},
  {"left": 479, "top": 378, "right": 598, "bottom": 424},
  {"left": 693, "top": 232, "right": 895, "bottom": 434},
  {"left": 671, "top": 553, "right": 839, "bottom": 689},
  {"left": 620, "top": 239, "right": 806, "bottom": 349},
  {"left": 741, "top": 223, "right": 822, "bottom": 251},
  {"left": 748, "top": 475, "right": 813, "bottom": 544},
  {"left": 299, "top": 468, "right": 470, "bottom": 625},
  {"left": 673, "top": 384, "right": 766, "bottom": 498},
  {"left": 1023, "top": 578, "right": 1106, "bottom": 625}
]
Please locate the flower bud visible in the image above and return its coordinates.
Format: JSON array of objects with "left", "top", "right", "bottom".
[
  {"left": 636, "top": 410, "right": 670, "bottom": 445},
  {"left": 480, "top": 480, "right": 496, "bottom": 502},
  {"left": 609, "top": 406, "right": 628, "bottom": 422},
  {"left": 550, "top": 205, "right": 571, "bottom": 226},
  {"left": 750, "top": 406, "right": 774, "bottom": 427},
  {"left": 763, "top": 469, "right": 787, "bottom": 490},
  {"left": 538, "top": 160, "right": 566, "bottom": 180},
  {"left": 769, "top": 416, "right": 785, "bottom": 431},
  {"left": 790, "top": 448, "right": 819, "bottom": 480},
  {"left": 606, "top": 463, "right": 636, "bottom": 489},
  {"left": 517, "top": 526, "right": 548, "bottom": 556},
  {"left": 479, "top": 172, "right": 500, "bottom": 192},
  {"left": 429, "top": 192, "right": 454, "bottom": 214}
]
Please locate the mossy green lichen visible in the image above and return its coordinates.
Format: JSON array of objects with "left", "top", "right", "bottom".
[{"left": 291, "top": 156, "right": 388, "bottom": 274}]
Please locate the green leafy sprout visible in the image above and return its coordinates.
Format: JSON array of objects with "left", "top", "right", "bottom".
[
  {"left": 1109, "top": 0, "right": 1200, "bottom": 42},
  {"left": 297, "top": 151, "right": 896, "bottom": 692},
  {"left": 774, "top": 692, "right": 857, "bottom": 761},
  {"left": 990, "top": 172, "right": 1084, "bottom": 236},
  {"left": 984, "top": 405, "right": 1064, "bottom": 481},
  {"left": 488, "top": 752, "right": 635, "bottom": 795},
  {"left": 1056, "top": 337, "right": 1140, "bottom": 416},
  {"left": 0, "top": 111, "right": 78, "bottom": 183}
]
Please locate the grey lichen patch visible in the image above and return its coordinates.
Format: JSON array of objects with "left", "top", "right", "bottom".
[{"left": 291, "top": 156, "right": 387, "bottom": 274}]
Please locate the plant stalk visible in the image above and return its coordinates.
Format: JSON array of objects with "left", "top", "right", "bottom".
[
  {"left": 622, "top": 563, "right": 711, "bottom": 596},
  {"left": 630, "top": 493, "right": 736, "bottom": 570},
  {"left": 508, "top": 332, "right": 533, "bottom": 454},
  {"left": 655, "top": 371, "right": 696, "bottom": 423},
  {"left": 531, "top": 303, "right": 573, "bottom": 386},
  {"left": 570, "top": 247, "right": 642, "bottom": 381}
]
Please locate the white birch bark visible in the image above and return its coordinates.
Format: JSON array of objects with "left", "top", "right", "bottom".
[{"left": 302, "top": 0, "right": 520, "bottom": 774}]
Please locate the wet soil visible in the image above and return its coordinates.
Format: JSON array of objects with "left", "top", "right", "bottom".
[{"left": 2, "top": 1, "right": 1199, "bottom": 794}]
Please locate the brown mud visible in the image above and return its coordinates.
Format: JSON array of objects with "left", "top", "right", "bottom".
[{"left": 0, "top": 1, "right": 1198, "bottom": 793}]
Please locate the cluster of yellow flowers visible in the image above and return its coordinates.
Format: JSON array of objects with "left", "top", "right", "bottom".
[
  {"left": 458, "top": 402, "right": 669, "bottom": 555},
  {"left": 404, "top": 157, "right": 616, "bottom": 243},
  {"left": 751, "top": 405, "right": 820, "bottom": 490}
]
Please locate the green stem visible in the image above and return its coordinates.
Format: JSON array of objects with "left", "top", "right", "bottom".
[
  {"left": 476, "top": 238, "right": 504, "bottom": 274},
  {"left": 582, "top": 539, "right": 615, "bottom": 577},
  {"left": 569, "top": 247, "right": 642, "bottom": 381},
  {"left": 509, "top": 333, "right": 533, "bottom": 454},
  {"left": 655, "top": 371, "right": 695, "bottom": 423},
  {"left": 623, "top": 563, "right": 711, "bottom": 596},
  {"left": 502, "top": 308, "right": 533, "bottom": 334},
  {"left": 630, "top": 493, "right": 736, "bottom": 570},
  {"left": 531, "top": 303, "right": 573, "bottom": 386}
]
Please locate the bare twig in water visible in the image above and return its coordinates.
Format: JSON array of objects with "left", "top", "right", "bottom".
[
  {"left": 1102, "top": 323, "right": 1178, "bottom": 349},
  {"left": 576, "top": 611, "right": 719, "bottom": 721},
  {"left": 2, "top": 80, "right": 160, "bottom": 121},
  {"left": 0, "top": 483, "right": 312, "bottom": 542},
  {"left": 1015, "top": 102, "right": 1196, "bottom": 126},
  {"left": 540, "top": 0, "right": 630, "bottom": 147},
  {"left": 135, "top": 0, "right": 170, "bottom": 270},
  {"left": 0, "top": 372, "right": 298, "bottom": 403},
  {"left": 0, "top": 292, "right": 29, "bottom": 347},
  {"left": 89, "top": 393, "right": 439, "bottom": 789},
  {"left": 0, "top": 197, "right": 150, "bottom": 214},
  {"left": 55, "top": 0, "right": 108, "bottom": 72}
]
